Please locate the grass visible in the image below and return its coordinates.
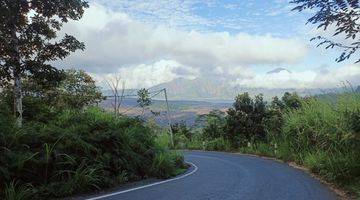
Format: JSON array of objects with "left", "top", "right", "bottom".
[
  {"left": 4, "top": 181, "right": 33, "bottom": 200},
  {"left": 237, "top": 92, "right": 360, "bottom": 197},
  {"left": 0, "top": 106, "right": 187, "bottom": 199},
  {"left": 150, "top": 151, "right": 186, "bottom": 178}
]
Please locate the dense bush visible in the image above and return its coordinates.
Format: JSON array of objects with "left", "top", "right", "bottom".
[
  {"left": 0, "top": 106, "right": 186, "bottom": 199},
  {"left": 201, "top": 110, "right": 226, "bottom": 140},
  {"left": 185, "top": 131, "right": 204, "bottom": 150},
  {"left": 190, "top": 92, "right": 301, "bottom": 149},
  {"left": 205, "top": 138, "right": 232, "bottom": 151},
  {"left": 183, "top": 110, "right": 228, "bottom": 150},
  {"left": 171, "top": 122, "right": 192, "bottom": 149}
]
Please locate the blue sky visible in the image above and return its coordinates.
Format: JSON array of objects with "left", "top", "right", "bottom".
[
  {"left": 59, "top": 0, "right": 360, "bottom": 89},
  {"left": 103, "top": 0, "right": 305, "bottom": 35}
]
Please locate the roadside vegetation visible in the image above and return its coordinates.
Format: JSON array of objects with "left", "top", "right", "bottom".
[
  {"left": 0, "top": 70, "right": 186, "bottom": 200},
  {"left": 171, "top": 89, "right": 360, "bottom": 197}
]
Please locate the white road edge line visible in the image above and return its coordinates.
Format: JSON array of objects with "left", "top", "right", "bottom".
[{"left": 85, "top": 162, "right": 198, "bottom": 200}]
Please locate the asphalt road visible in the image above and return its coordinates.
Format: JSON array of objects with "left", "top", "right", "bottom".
[{"left": 86, "top": 151, "right": 337, "bottom": 200}]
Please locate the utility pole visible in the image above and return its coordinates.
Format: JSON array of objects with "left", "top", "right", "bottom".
[{"left": 163, "top": 88, "right": 174, "bottom": 148}]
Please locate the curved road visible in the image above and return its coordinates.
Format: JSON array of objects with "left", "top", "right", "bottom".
[{"left": 86, "top": 151, "right": 337, "bottom": 200}]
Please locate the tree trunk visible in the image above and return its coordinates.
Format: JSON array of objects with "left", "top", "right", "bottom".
[
  {"left": 11, "top": 24, "right": 23, "bottom": 126},
  {"left": 14, "top": 69, "right": 23, "bottom": 126}
]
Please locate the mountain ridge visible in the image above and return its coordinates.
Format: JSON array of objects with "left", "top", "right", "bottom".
[{"left": 149, "top": 77, "right": 330, "bottom": 100}]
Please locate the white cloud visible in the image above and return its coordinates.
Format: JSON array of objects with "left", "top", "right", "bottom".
[
  {"left": 234, "top": 64, "right": 360, "bottom": 89},
  {"left": 92, "top": 60, "right": 198, "bottom": 89},
  {"left": 56, "top": 3, "right": 309, "bottom": 88},
  {"left": 235, "top": 70, "right": 317, "bottom": 88},
  {"left": 314, "top": 64, "right": 360, "bottom": 88}
]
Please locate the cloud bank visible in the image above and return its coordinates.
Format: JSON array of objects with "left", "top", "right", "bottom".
[
  {"left": 58, "top": 3, "right": 310, "bottom": 88},
  {"left": 236, "top": 64, "right": 360, "bottom": 89},
  {"left": 56, "top": 3, "right": 360, "bottom": 89}
]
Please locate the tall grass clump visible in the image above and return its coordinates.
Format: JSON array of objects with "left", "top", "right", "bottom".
[
  {"left": 4, "top": 181, "right": 33, "bottom": 200},
  {"left": 279, "top": 92, "right": 360, "bottom": 194},
  {"left": 152, "top": 130, "right": 187, "bottom": 178},
  {"left": 150, "top": 151, "right": 186, "bottom": 179}
]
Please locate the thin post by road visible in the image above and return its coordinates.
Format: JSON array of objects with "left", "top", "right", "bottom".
[{"left": 163, "top": 88, "right": 174, "bottom": 148}]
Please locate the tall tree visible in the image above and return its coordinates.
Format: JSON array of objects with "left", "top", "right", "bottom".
[
  {"left": 226, "top": 93, "right": 267, "bottom": 147},
  {"left": 0, "top": 0, "right": 88, "bottom": 125},
  {"left": 264, "top": 96, "right": 285, "bottom": 137},
  {"left": 291, "top": 0, "right": 360, "bottom": 62}
]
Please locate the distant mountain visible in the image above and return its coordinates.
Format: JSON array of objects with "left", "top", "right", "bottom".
[
  {"left": 102, "top": 67, "right": 343, "bottom": 101},
  {"left": 266, "top": 67, "right": 291, "bottom": 74},
  {"left": 149, "top": 77, "right": 328, "bottom": 101},
  {"left": 150, "top": 77, "right": 235, "bottom": 100}
]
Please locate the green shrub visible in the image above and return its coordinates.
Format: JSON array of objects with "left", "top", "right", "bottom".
[
  {"left": 303, "top": 150, "right": 360, "bottom": 184},
  {"left": 174, "top": 134, "right": 189, "bottom": 149},
  {"left": 186, "top": 138, "right": 203, "bottom": 150},
  {"left": 248, "top": 143, "right": 275, "bottom": 157},
  {"left": 155, "top": 131, "right": 172, "bottom": 150},
  {"left": 150, "top": 151, "right": 185, "bottom": 179},
  {"left": 0, "top": 106, "right": 185, "bottom": 199},
  {"left": 275, "top": 140, "right": 295, "bottom": 161},
  {"left": 205, "top": 138, "right": 231, "bottom": 151}
]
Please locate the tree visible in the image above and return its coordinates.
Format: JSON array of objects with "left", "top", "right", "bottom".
[
  {"left": 282, "top": 92, "right": 302, "bottom": 109},
  {"left": 270, "top": 96, "right": 285, "bottom": 111},
  {"left": 264, "top": 96, "right": 285, "bottom": 137},
  {"left": 291, "top": 0, "right": 360, "bottom": 62},
  {"left": 195, "top": 110, "right": 225, "bottom": 126},
  {"left": 0, "top": 69, "right": 103, "bottom": 121},
  {"left": 200, "top": 110, "right": 226, "bottom": 140},
  {"left": 226, "top": 93, "right": 267, "bottom": 147},
  {"left": 171, "top": 122, "right": 192, "bottom": 139},
  {"left": 55, "top": 69, "right": 104, "bottom": 109},
  {"left": 105, "top": 75, "right": 125, "bottom": 115},
  {"left": 226, "top": 93, "right": 253, "bottom": 146},
  {"left": 137, "top": 88, "right": 151, "bottom": 115},
  {"left": 253, "top": 94, "right": 267, "bottom": 138},
  {"left": 0, "top": 0, "right": 88, "bottom": 125}
]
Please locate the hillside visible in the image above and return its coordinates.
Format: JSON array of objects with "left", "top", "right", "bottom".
[{"left": 100, "top": 98, "right": 232, "bottom": 126}]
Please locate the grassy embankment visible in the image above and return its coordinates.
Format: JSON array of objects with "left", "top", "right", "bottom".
[
  {"left": 171, "top": 91, "right": 360, "bottom": 198},
  {"left": 0, "top": 105, "right": 186, "bottom": 200}
]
